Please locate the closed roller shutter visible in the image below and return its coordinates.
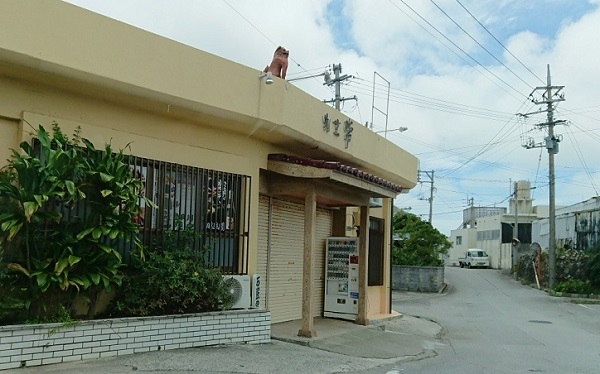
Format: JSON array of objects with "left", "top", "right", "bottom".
[
  {"left": 269, "top": 199, "right": 305, "bottom": 323},
  {"left": 257, "top": 197, "right": 332, "bottom": 324}
]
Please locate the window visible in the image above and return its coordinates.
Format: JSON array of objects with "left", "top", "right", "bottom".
[
  {"left": 456, "top": 236, "right": 462, "bottom": 245},
  {"left": 129, "top": 156, "right": 251, "bottom": 275},
  {"left": 32, "top": 138, "right": 250, "bottom": 275},
  {"left": 368, "top": 217, "right": 385, "bottom": 286}
]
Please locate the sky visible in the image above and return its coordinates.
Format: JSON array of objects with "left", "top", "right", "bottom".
[{"left": 62, "top": 0, "right": 600, "bottom": 236}]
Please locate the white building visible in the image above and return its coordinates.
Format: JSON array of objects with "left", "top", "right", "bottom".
[
  {"left": 532, "top": 196, "right": 600, "bottom": 250},
  {"left": 449, "top": 181, "right": 549, "bottom": 269}
]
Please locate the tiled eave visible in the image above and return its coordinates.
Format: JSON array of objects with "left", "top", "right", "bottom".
[{"left": 267, "top": 154, "right": 403, "bottom": 199}]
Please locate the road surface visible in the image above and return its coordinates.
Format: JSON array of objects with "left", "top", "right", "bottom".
[{"left": 372, "top": 266, "right": 600, "bottom": 374}]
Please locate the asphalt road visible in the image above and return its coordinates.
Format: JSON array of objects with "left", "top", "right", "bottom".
[{"left": 369, "top": 266, "right": 600, "bottom": 374}]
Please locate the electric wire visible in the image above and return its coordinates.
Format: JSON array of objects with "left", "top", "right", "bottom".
[
  {"left": 361, "top": 77, "right": 515, "bottom": 118},
  {"left": 286, "top": 65, "right": 331, "bottom": 78},
  {"left": 439, "top": 98, "right": 531, "bottom": 178},
  {"left": 345, "top": 79, "right": 515, "bottom": 123},
  {"left": 429, "top": 0, "right": 534, "bottom": 89},
  {"left": 349, "top": 77, "right": 514, "bottom": 121},
  {"left": 454, "top": 0, "right": 544, "bottom": 85},
  {"left": 532, "top": 147, "right": 543, "bottom": 200},
  {"left": 555, "top": 109, "right": 600, "bottom": 143},
  {"left": 563, "top": 126, "right": 599, "bottom": 194},
  {"left": 386, "top": 0, "right": 524, "bottom": 102},
  {"left": 389, "top": 0, "right": 527, "bottom": 101},
  {"left": 221, "top": 0, "right": 326, "bottom": 80}
]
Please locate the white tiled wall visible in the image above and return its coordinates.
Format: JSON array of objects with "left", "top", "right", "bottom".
[{"left": 0, "top": 310, "right": 271, "bottom": 370}]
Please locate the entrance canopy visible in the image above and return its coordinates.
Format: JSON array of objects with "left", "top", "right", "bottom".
[{"left": 266, "top": 154, "right": 404, "bottom": 207}]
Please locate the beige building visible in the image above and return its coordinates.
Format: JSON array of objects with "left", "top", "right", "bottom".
[{"left": 0, "top": 1, "right": 418, "bottom": 335}]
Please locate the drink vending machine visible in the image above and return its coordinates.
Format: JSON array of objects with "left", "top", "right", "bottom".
[{"left": 323, "top": 237, "right": 359, "bottom": 321}]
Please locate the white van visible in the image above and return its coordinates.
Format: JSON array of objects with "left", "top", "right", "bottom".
[{"left": 458, "top": 248, "right": 489, "bottom": 269}]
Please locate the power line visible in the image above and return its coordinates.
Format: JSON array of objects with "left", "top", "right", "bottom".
[
  {"left": 389, "top": 0, "right": 527, "bottom": 101},
  {"left": 346, "top": 78, "right": 516, "bottom": 122},
  {"left": 429, "top": 0, "right": 533, "bottom": 89},
  {"left": 563, "top": 126, "right": 599, "bottom": 194},
  {"left": 221, "top": 0, "right": 319, "bottom": 77},
  {"left": 454, "top": 0, "right": 544, "bottom": 85},
  {"left": 439, "top": 98, "right": 532, "bottom": 178}
]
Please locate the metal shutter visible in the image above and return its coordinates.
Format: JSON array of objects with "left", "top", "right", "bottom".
[
  {"left": 257, "top": 197, "right": 331, "bottom": 324},
  {"left": 268, "top": 198, "right": 305, "bottom": 323}
]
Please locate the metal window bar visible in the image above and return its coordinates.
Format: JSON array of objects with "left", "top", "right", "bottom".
[
  {"left": 31, "top": 138, "right": 250, "bottom": 275},
  {"left": 127, "top": 155, "right": 251, "bottom": 275}
]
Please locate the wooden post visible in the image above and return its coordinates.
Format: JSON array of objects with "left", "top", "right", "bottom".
[
  {"left": 356, "top": 205, "right": 369, "bottom": 325},
  {"left": 298, "top": 186, "right": 317, "bottom": 337}
]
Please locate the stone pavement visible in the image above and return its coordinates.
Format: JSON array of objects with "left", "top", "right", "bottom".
[{"left": 6, "top": 291, "right": 446, "bottom": 374}]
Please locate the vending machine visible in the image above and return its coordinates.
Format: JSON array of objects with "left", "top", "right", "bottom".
[{"left": 323, "top": 237, "right": 359, "bottom": 321}]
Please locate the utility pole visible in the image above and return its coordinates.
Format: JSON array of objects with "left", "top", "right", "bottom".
[
  {"left": 418, "top": 170, "right": 435, "bottom": 224},
  {"left": 519, "top": 64, "right": 565, "bottom": 289},
  {"left": 513, "top": 182, "right": 519, "bottom": 281},
  {"left": 323, "top": 63, "right": 356, "bottom": 110},
  {"left": 466, "top": 197, "right": 475, "bottom": 228}
]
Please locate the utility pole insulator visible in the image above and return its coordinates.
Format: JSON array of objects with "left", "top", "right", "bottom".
[{"left": 323, "top": 63, "right": 356, "bottom": 111}]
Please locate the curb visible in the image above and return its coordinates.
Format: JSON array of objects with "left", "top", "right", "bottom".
[
  {"left": 519, "top": 279, "right": 600, "bottom": 301},
  {"left": 547, "top": 289, "right": 599, "bottom": 299}
]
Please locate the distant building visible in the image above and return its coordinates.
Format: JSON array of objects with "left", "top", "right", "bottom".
[
  {"left": 449, "top": 181, "right": 549, "bottom": 269},
  {"left": 532, "top": 196, "right": 600, "bottom": 250}
]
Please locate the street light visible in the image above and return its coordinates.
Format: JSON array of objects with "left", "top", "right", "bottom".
[{"left": 374, "top": 127, "right": 408, "bottom": 138}]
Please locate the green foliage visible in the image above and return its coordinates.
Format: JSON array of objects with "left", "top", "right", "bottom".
[
  {"left": 556, "top": 248, "right": 589, "bottom": 282},
  {"left": 0, "top": 124, "right": 150, "bottom": 321},
  {"left": 391, "top": 211, "right": 450, "bottom": 267},
  {"left": 25, "top": 305, "right": 73, "bottom": 325},
  {"left": 105, "top": 222, "right": 234, "bottom": 317},
  {"left": 517, "top": 251, "right": 548, "bottom": 287},
  {"left": 587, "top": 250, "right": 600, "bottom": 288},
  {"left": 518, "top": 245, "right": 600, "bottom": 291},
  {"left": 554, "top": 279, "right": 592, "bottom": 295}
]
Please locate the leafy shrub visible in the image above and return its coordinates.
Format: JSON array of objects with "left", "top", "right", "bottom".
[
  {"left": 554, "top": 279, "right": 592, "bottom": 295},
  {"left": 586, "top": 248, "right": 600, "bottom": 288},
  {"left": 0, "top": 124, "right": 150, "bottom": 321},
  {"left": 105, "top": 223, "right": 234, "bottom": 317},
  {"left": 556, "top": 248, "right": 589, "bottom": 282},
  {"left": 518, "top": 250, "right": 548, "bottom": 287}
]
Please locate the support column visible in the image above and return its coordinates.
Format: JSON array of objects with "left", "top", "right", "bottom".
[
  {"left": 356, "top": 205, "right": 369, "bottom": 325},
  {"left": 298, "top": 186, "right": 317, "bottom": 337}
]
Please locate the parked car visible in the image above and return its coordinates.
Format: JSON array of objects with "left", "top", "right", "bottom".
[{"left": 458, "top": 249, "right": 489, "bottom": 268}]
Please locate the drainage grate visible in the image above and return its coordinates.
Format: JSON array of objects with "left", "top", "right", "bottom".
[{"left": 528, "top": 320, "right": 552, "bottom": 324}]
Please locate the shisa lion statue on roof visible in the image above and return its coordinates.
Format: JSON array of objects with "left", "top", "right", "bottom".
[{"left": 263, "top": 46, "right": 289, "bottom": 79}]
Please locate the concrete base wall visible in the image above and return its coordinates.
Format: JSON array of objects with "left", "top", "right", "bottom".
[
  {"left": 0, "top": 310, "right": 270, "bottom": 371},
  {"left": 391, "top": 266, "right": 444, "bottom": 292}
]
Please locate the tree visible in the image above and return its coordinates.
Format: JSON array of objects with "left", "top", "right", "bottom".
[{"left": 391, "top": 211, "right": 451, "bottom": 267}]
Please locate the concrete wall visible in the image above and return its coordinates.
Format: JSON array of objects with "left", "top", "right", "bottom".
[
  {"left": 448, "top": 228, "right": 477, "bottom": 266},
  {"left": 391, "top": 266, "right": 444, "bottom": 292},
  {"left": 0, "top": 310, "right": 270, "bottom": 370}
]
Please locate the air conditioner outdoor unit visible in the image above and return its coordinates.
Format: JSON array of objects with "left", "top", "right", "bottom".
[
  {"left": 251, "top": 274, "right": 261, "bottom": 309},
  {"left": 223, "top": 275, "right": 251, "bottom": 309}
]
